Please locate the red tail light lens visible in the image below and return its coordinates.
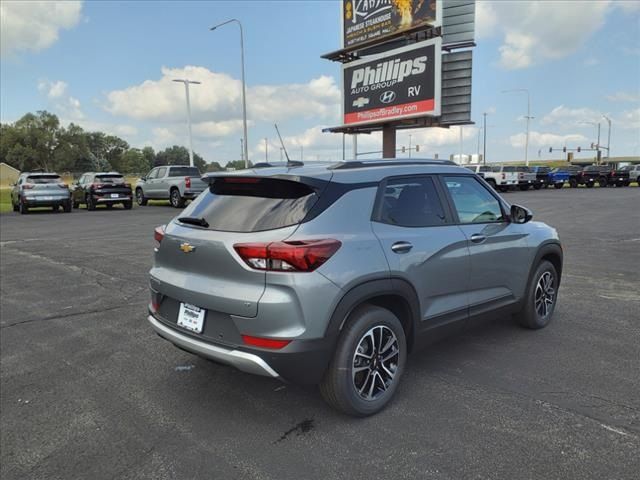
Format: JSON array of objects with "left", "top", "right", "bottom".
[
  {"left": 501, "top": 173, "right": 505, "bottom": 179},
  {"left": 241, "top": 335, "right": 291, "bottom": 350},
  {"left": 22, "top": 184, "right": 34, "bottom": 190},
  {"left": 92, "top": 183, "right": 104, "bottom": 189},
  {"left": 234, "top": 239, "right": 341, "bottom": 272},
  {"left": 124, "top": 183, "right": 131, "bottom": 188},
  {"left": 185, "top": 176, "right": 191, "bottom": 188},
  {"left": 58, "top": 183, "right": 68, "bottom": 189},
  {"left": 154, "top": 225, "right": 165, "bottom": 245}
]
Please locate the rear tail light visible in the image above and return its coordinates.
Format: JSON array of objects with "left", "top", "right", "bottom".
[
  {"left": 92, "top": 183, "right": 104, "bottom": 189},
  {"left": 124, "top": 183, "right": 131, "bottom": 188},
  {"left": 611, "top": 170, "right": 615, "bottom": 176},
  {"left": 241, "top": 335, "right": 291, "bottom": 350},
  {"left": 185, "top": 177, "right": 191, "bottom": 188},
  {"left": 22, "top": 184, "right": 34, "bottom": 190},
  {"left": 501, "top": 173, "right": 505, "bottom": 179},
  {"left": 149, "top": 291, "right": 163, "bottom": 313},
  {"left": 224, "top": 177, "right": 260, "bottom": 184},
  {"left": 154, "top": 225, "right": 166, "bottom": 245},
  {"left": 58, "top": 183, "right": 68, "bottom": 189},
  {"left": 234, "top": 239, "right": 341, "bottom": 272}
]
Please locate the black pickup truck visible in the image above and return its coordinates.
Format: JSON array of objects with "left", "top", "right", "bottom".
[{"left": 580, "top": 165, "right": 630, "bottom": 187}]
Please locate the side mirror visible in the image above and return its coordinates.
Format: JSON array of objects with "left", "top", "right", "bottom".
[
  {"left": 140, "top": 177, "right": 146, "bottom": 181},
  {"left": 510, "top": 204, "right": 533, "bottom": 224}
]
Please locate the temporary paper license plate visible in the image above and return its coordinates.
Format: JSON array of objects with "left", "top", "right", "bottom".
[
  {"left": 42, "top": 196, "right": 54, "bottom": 201},
  {"left": 110, "top": 193, "right": 119, "bottom": 198},
  {"left": 177, "top": 303, "right": 205, "bottom": 333}
]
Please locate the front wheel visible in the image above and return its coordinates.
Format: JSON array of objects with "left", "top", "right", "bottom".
[
  {"left": 136, "top": 188, "right": 148, "bottom": 206},
  {"left": 320, "top": 305, "right": 407, "bottom": 417},
  {"left": 516, "top": 260, "right": 558, "bottom": 329}
]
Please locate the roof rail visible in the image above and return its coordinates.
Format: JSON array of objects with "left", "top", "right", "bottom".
[{"left": 329, "top": 159, "right": 456, "bottom": 170}]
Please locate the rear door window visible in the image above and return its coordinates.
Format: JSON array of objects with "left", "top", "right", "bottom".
[
  {"left": 376, "top": 176, "right": 446, "bottom": 227},
  {"left": 179, "top": 177, "right": 320, "bottom": 232}
]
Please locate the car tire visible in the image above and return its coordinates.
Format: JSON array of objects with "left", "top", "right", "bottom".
[
  {"left": 72, "top": 201, "right": 79, "bottom": 209},
  {"left": 123, "top": 201, "right": 133, "bottom": 210},
  {"left": 19, "top": 199, "right": 28, "bottom": 215},
  {"left": 486, "top": 179, "right": 497, "bottom": 190},
  {"left": 516, "top": 260, "right": 558, "bottom": 330},
  {"left": 86, "top": 194, "right": 96, "bottom": 211},
  {"left": 63, "top": 201, "right": 72, "bottom": 213},
  {"left": 569, "top": 178, "right": 578, "bottom": 188},
  {"left": 136, "top": 188, "right": 148, "bottom": 206},
  {"left": 586, "top": 182, "right": 594, "bottom": 188},
  {"left": 170, "top": 188, "right": 185, "bottom": 208},
  {"left": 533, "top": 183, "right": 542, "bottom": 190},
  {"left": 519, "top": 185, "right": 530, "bottom": 191},
  {"left": 52, "top": 205, "right": 59, "bottom": 213},
  {"left": 319, "top": 305, "right": 407, "bottom": 417},
  {"left": 598, "top": 177, "right": 607, "bottom": 188},
  {"left": 553, "top": 182, "right": 563, "bottom": 189},
  {"left": 543, "top": 183, "right": 549, "bottom": 189},
  {"left": 106, "top": 203, "right": 113, "bottom": 209},
  {"left": 12, "top": 201, "right": 18, "bottom": 212}
]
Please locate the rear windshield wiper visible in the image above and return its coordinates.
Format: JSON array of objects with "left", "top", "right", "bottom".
[{"left": 178, "top": 216, "right": 209, "bottom": 228}]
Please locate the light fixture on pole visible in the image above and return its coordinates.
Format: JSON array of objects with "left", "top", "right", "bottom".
[
  {"left": 210, "top": 19, "right": 249, "bottom": 168},
  {"left": 502, "top": 89, "right": 533, "bottom": 166},
  {"left": 172, "top": 79, "right": 201, "bottom": 167}
]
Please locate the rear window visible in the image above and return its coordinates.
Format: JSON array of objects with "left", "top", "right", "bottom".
[
  {"left": 515, "top": 166, "right": 530, "bottom": 172},
  {"left": 169, "top": 167, "right": 200, "bottom": 177},
  {"left": 95, "top": 174, "right": 124, "bottom": 184},
  {"left": 502, "top": 166, "right": 516, "bottom": 172},
  {"left": 26, "top": 175, "right": 61, "bottom": 184},
  {"left": 179, "top": 177, "right": 319, "bottom": 232}
]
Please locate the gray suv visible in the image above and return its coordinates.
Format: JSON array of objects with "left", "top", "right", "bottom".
[
  {"left": 135, "top": 165, "right": 206, "bottom": 208},
  {"left": 148, "top": 160, "right": 563, "bottom": 416}
]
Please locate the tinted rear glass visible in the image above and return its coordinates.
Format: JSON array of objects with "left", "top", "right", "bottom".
[
  {"left": 169, "top": 167, "right": 200, "bottom": 177},
  {"left": 26, "top": 175, "right": 61, "bottom": 184},
  {"left": 179, "top": 177, "right": 319, "bottom": 232},
  {"left": 96, "top": 174, "right": 124, "bottom": 184},
  {"left": 502, "top": 166, "right": 516, "bottom": 172}
]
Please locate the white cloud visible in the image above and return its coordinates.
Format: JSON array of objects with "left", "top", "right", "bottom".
[
  {"left": 606, "top": 91, "right": 640, "bottom": 103},
  {"left": 38, "top": 79, "right": 83, "bottom": 120},
  {"left": 541, "top": 105, "right": 603, "bottom": 127},
  {"left": 617, "top": 108, "right": 640, "bottom": 130},
  {"left": 0, "top": 1, "right": 83, "bottom": 57},
  {"left": 583, "top": 57, "right": 600, "bottom": 67},
  {"left": 509, "top": 131, "right": 588, "bottom": 149},
  {"left": 477, "top": 1, "right": 612, "bottom": 69},
  {"left": 38, "top": 80, "right": 68, "bottom": 98},
  {"left": 104, "top": 66, "right": 340, "bottom": 127}
]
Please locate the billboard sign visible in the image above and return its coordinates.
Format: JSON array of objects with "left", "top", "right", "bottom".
[
  {"left": 343, "top": 0, "right": 440, "bottom": 50},
  {"left": 342, "top": 38, "right": 441, "bottom": 126}
]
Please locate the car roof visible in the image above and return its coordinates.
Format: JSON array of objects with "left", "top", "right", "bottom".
[{"left": 204, "top": 159, "right": 470, "bottom": 184}]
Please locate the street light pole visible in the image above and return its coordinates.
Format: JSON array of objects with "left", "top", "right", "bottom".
[
  {"left": 172, "top": 79, "right": 201, "bottom": 167},
  {"left": 264, "top": 138, "right": 268, "bottom": 162},
  {"left": 483, "top": 112, "right": 488, "bottom": 165},
  {"left": 211, "top": 19, "right": 249, "bottom": 168},
  {"left": 502, "top": 89, "right": 533, "bottom": 166},
  {"left": 602, "top": 115, "right": 611, "bottom": 158}
]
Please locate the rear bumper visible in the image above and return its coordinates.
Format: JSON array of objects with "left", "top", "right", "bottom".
[
  {"left": 92, "top": 194, "right": 132, "bottom": 203},
  {"left": 183, "top": 189, "right": 205, "bottom": 199},
  {"left": 23, "top": 196, "right": 69, "bottom": 207},
  {"left": 149, "top": 315, "right": 280, "bottom": 378}
]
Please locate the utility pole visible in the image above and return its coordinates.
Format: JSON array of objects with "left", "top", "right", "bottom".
[
  {"left": 459, "top": 126, "right": 463, "bottom": 163},
  {"left": 353, "top": 134, "right": 358, "bottom": 159},
  {"left": 502, "top": 89, "right": 532, "bottom": 166},
  {"left": 300, "top": 145, "right": 303, "bottom": 161},
  {"left": 408, "top": 134, "right": 412, "bottom": 158},
  {"left": 264, "top": 138, "right": 268, "bottom": 162},
  {"left": 602, "top": 115, "right": 612, "bottom": 158},
  {"left": 483, "top": 112, "right": 488, "bottom": 165},
  {"left": 240, "top": 138, "right": 244, "bottom": 163},
  {"left": 172, "top": 79, "right": 201, "bottom": 167}
]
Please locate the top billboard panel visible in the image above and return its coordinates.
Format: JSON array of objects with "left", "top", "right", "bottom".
[{"left": 343, "top": 0, "right": 440, "bottom": 50}]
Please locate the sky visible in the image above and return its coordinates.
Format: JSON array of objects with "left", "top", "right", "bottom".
[{"left": 1, "top": 0, "right": 639, "bottom": 165}]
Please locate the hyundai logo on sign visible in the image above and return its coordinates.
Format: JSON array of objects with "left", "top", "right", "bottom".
[{"left": 379, "top": 91, "right": 396, "bottom": 104}]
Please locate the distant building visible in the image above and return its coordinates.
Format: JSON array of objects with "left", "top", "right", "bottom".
[{"left": 0, "top": 162, "right": 20, "bottom": 186}]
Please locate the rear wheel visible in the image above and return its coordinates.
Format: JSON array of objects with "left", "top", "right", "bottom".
[
  {"left": 516, "top": 260, "right": 558, "bottom": 329},
  {"left": 52, "top": 205, "right": 59, "bottom": 212},
  {"left": 12, "top": 200, "right": 18, "bottom": 212},
  {"left": 486, "top": 179, "right": 497, "bottom": 190},
  {"left": 123, "top": 201, "right": 133, "bottom": 210},
  {"left": 533, "top": 183, "right": 542, "bottom": 190},
  {"left": 72, "top": 200, "right": 79, "bottom": 209},
  {"left": 19, "top": 199, "right": 28, "bottom": 215},
  {"left": 569, "top": 178, "right": 578, "bottom": 188},
  {"left": 63, "top": 201, "right": 72, "bottom": 213},
  {"left": 598, "top": 177, "right": 607, "bottom": 188},
  {"left": 136, "top": 188, "right": 148, "bottom": 206},
  {"left": 170, "top": 188, "right": 185, "bottom": 208},
  {"left": 320, "top": 305, "right": 407, "bottom": 417},
  {"left": 553, "top": 182, "right": 563, "bottom": 189},
  {"left": 586, "top": 182, "right": 594, "bottom": 188},
  {"left": 86, "top": 194, "right": 96, "bottom": 211},
  {"left": 106, "top": 203, "right": 113, "bottom": 209}
]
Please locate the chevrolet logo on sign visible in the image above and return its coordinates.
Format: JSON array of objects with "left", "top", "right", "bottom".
[
  {"left": 352, "top": 96, "right": 370, "bottom": 108},
  {"left": 179, "top": 242, "right": 195, "bottom": 253}
]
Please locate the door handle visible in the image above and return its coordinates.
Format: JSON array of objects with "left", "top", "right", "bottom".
[
  {"left": 470, "top": 234, "right": 487, "bottom": 244},
  {"left": 391, "top": 241, "right": 413, "bottom": 254}
]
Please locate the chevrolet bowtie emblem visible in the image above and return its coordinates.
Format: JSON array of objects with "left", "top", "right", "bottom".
[{"left": 179, "top": 242, "right": 195, "bottom": 253}]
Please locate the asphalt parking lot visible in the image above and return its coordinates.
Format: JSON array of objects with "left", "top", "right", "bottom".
[{"left": 1, "top": 188, "right": 639, "bottom": 480}]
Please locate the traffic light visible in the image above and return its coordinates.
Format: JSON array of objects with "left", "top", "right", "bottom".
[
  {"left": 591, "top": 142, "right": 595, "bottom": 149},
  {"left": 415, "top": 145, "right": 420, "bottom": 152},
  {"left": 577, "top": 146, "right": 581, "bottom": 153},
  {"left": 402, "top": 146, "right": 406, "bottom": 153},
  {"left": 549, "top": 147, "right": 553, "bottom": 153},
  {"left": 563, "top": 146, "right": 567, "bottom": 153}
]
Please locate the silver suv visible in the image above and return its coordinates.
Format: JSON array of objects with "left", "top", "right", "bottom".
[
  {"left": 135, "top": 165, "right": 207, "bottom": 208},
  {"left": 148, "top": 160, "right": 563, "bottom": 416}
]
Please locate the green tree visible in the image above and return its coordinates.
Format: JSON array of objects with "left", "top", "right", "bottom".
[
  {"left": 141, "top": 146, "right": 156, "bottom": 172},
  {"left": 9, "top": 111, "right": 62, "bottom": 171},
  {"left": 206, "top": 161, "right": 224, "bottom": 172},
  {"left": 120, "top": 148, "right": 151, "bottom": 174},
  {"left": 156, "top": 145, "right": 206, "bottom": 171},
  {"left": 224, "top": 160, "right": 252, "bottom": 170}
]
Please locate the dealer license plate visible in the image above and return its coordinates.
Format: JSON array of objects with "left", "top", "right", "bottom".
[
  {"left": 42, "top": 196, "right": 54, "bottom": 201},
  {"left": 177, "top": 303, "right": 206, "bottom": 333},
  {"left": 110, "top": 193, "right": 119, "bottom": 198}
]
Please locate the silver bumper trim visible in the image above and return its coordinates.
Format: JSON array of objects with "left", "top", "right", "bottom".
[{"left": 148, "top": 315, "right": 279, "bottom": 378}]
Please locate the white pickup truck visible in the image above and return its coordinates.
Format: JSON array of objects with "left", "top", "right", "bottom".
[
  {"left": 135, "top": 165, "right": 207, "bottom": 208},
  {"left": 464, "top": 164, "right": 519, "bottom": 192}
]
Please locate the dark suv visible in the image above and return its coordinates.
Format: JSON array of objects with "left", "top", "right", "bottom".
[
  {"left": 148, "top": 159, "right": 563, "bottom": 416},
  {"left": 72, "top": 172, "right": 133, "bottom": 210}
]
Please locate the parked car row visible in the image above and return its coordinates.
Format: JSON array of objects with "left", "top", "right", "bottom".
[{"left": 464, "top": 164, "right": 639, "bottom": 191}]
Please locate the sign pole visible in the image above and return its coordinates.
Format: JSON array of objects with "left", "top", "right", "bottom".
[{"left": 382, "top": 124, "right": 396, "bottom": 158}]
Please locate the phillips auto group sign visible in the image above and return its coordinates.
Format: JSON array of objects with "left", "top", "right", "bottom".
[
  {"left": 342, "top": 38, "right": 441, "bottom": 126},
  {"left": 343, "top": 0, "right": 439, "bottom": 49}
]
